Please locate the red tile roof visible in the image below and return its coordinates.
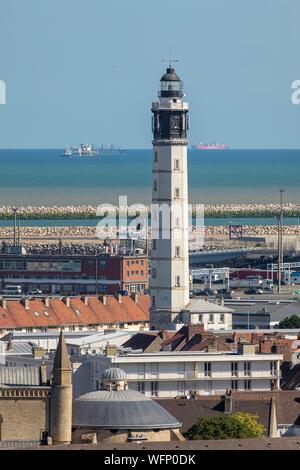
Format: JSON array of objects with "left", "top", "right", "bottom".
[{"left": 0, "top": 295, "right": 150, "bottom": 330}]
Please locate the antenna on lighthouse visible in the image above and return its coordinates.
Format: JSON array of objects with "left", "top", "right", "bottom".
[{"left": 162, "top": 58, "right": 179, "bottom": 68}]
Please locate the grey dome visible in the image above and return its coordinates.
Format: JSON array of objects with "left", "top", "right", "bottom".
[
  {"left": 160, "top": 67, "right": 181, "bottom": 82},
  {"left": 72, "top": 389, "right": 181, "bottom": 430},
  {"left": 102, "top": 367, "right": 127, "bottom": 381}
]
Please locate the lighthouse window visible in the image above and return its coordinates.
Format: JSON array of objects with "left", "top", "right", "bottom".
[
  {"left": 175, "top": 276, "right": 180, "bottom": 287},
  {"left": 174, "top": 159, "right": 180, "bottom": 170},
  {"left": 153, "top": 180, "right": 157, "bottom": 191},
  {"left": 175, "top": 217, "right": 180, "bottom": 227},
  {"left": 154, "top": 151, "right": 158, "bottom": 162},
  {"left": 175, "top": 246, "right": 180, "bottom": 257},
  {"left": 174, "top": 188, "right": 180, "bottom": 198}
]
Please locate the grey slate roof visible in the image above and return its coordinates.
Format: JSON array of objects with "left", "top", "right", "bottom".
[
  {"left": 0, "top": 365, "right": 41, "bottom": 386},
  {"left": 184, "top": 298, "right": 233, "bottom": 313},
  {"left": 229, "top": 301, "right": 300, "bottom": 323},
  {"left": 73, "top": 389, "right": 181, "bottom": 430}
]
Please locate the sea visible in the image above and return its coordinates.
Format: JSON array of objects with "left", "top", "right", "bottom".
[{"left": 0, "top": 148, "right": 299, "bottom": 226}]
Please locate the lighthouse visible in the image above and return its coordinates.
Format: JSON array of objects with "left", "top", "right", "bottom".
[{"left": 150, "top": 65, "right": 190, "bottom": 330}]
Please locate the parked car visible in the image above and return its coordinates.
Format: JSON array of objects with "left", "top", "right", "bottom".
[
  {"left": 244, "top": 288, "right": 263, "bottom": 295},
  {"left": 217, "top": 289, "right": 234, "bottom": 299},
  {"left": 27, "top": 289, "right": 43, "bottom": 295}
]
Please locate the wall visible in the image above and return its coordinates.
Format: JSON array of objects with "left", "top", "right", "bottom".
[
  {"left": 0, "top": 395, "right": 49, "bottom": 441},
  {"left": 72, "top": 427, "right": 173, "bottom": 444}
]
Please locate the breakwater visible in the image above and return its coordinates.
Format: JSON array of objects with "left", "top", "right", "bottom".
[
  {"left": 0, "top": 224, "right": 300, "bottom": 241},
  {"left": 0, "top": 203, "right": 299, "bottom": 220}
]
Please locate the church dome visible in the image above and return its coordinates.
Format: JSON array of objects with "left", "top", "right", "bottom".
[
  {"left": 102, "top": 367, "right": 127, "bottom": 381},
  {"left": 72, "top": 388, "right": 181, "bottom": 430}
]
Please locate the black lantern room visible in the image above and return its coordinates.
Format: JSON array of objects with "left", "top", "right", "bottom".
[
  {"left": 159, "top": 67, "right": 183, "bottom": 99},
  {"left": 152, "top": 67, "right": 188, "bottom": 141}
]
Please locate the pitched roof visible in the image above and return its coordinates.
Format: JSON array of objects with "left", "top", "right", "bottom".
[
  {"left": 0, "top": 365, "right": 42, "bottom": 387},
  {"left": 0, "top": 295, "right": 150, "bottom": 330},
  {"left": 184, "top": 298, "right": 233, "bottom": 313},
  {"left": 158, "top": 391, "right": 300, "bottom": 434}
]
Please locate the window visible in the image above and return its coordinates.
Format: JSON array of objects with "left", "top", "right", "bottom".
[
  {"left": 244, "top": 380, "right": 251, "bottom": 390},
  {"left": 152, "top": 296, "right": 155, "bottom": 307},
  {"left": 231, "top": 362, "right": 238, "bottom": 377},
  {"left": 204, "top": 362, "right": 211, "bottom": 377},
  {"left": 137, "top": 363, "right": 145, "bottom": 378},
  {"left": 209, "top": 314, "right": 214, "bottom": 323},
  {"left": 140, "top": 270, "right": 144, "bottom": 276},
  {"left": 153, "top": 180, "right": 157, "bottom": 191},
  {"left": 243, "top": 362, "right": 251, "bottom": 377},
  {"left": 154, "top": 151, "right": 158, "bottom": 162},
  {"left": 126, "top": 261, "right": 130, "bottom": 267},
  {"left": 127, "top": 271, "right": 130, "bottom": 277},
  {"left": 135, "top": 271, "right": 139, "bottom": 275},
  {"left": 137, "top": 381, "right": 145, "bottom": 394},
  {"left": 174, "top": 188, "right": 180, "bottom": 199},
  {"left": 140, "top": 260, "right": 144, "bottom": 266},
  {"left": 177, "top": 362, "right": 185, "bottom": 377},
  {"left": 198, "top": 314, "right": 203, "bottom": 323},
  {"left": 175, "top": 246, "right": 180, "bottom": 257},
  {"left": 270, "top": 361, "right": 276, "bottom": 375},
  {"left": 177, "top": 381, "right": 186, "bottom": 396},
  {"left": 220, "top": 314, "right": 225, "bottom": 323},
  {"left": 131, "top": 271, "right": 134, "bottom": 275},
  {"left": 175, "top": 276, "right": 180, "bottom": 287},
  {"left": 175, "top": 217, "right": 180, "bottom": 227},
  {"left": 151, "top": 381, "right": 158, "bottom": 397},
  {"left": 174, "top": 159, "right": 180, "bottom": 170},
  {"left": 150, "top": 363, "right": 158, "bottom": 378},
  {"left": 231, "top": 380, "right": 238, "bottom": 390},
  {"left": 152, "top": 239, "right": 156, "bottom": 250},
  {"left": 99, "top": 260, "right": 107, "bottom": 268}
]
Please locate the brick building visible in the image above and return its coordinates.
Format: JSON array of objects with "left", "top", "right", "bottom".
[{"left": 0, "top": 252, "right": 148, "bottom": 295}]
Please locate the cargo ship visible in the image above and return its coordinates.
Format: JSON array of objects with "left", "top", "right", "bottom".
[
  {"left": 192, "top": 142, "right": 230, "bottom": 150},
  {"left": 62, "top": 144, "right": 126, "bottom": 157}
]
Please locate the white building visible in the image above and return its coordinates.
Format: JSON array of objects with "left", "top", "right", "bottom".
[
  {"left": 150, "top": 66, "right": 190, "bottom": 330},
  {"left": 88, "top": 344, "right": 282, "bottom": 398},
  {"left": 180, "top": 298, "right": 233, "bottom": 330}
]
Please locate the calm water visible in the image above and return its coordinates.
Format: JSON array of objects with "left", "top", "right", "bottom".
[
  {"left": 0, "top": 148, "right": 299, "bottom": 205},
  {"left": 0, "top": 217, "right": 299, "bottom": 228}
]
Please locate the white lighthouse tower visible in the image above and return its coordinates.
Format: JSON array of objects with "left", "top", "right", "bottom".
[{"left": 150, "top": 65, "right": 190, "bottom": 330}]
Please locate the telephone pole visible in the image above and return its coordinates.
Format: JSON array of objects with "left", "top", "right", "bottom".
[{"left": 277, "top": 189, "right": 284, "bottom": 293}]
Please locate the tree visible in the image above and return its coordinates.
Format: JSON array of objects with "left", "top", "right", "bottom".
[
  {"left": 277, "top": 314, "right": 300, "bottom": 329},
  {"left": 186, "top": 413, "right": 265, "bottom": 440}
]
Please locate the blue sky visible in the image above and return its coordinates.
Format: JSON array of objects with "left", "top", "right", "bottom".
[{"left": 0, "top": 0, "right": 300, "bottom": 148}]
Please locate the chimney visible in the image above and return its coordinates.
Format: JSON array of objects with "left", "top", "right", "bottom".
[
  {"left": 131, "top": 292, "right": 139, "bottom": 303},
  {"left": 105, "top": 345, "right": 118, "bottom": 357},
  {"left": 21, "top": 298, "right": 30, "bottom": 310},
  {"left": 219, "top": 297, "right": 224, "bottom": 307},
  {"left": 224, "top": 390, "right": 233, "bottom": 414},
  {"left": 117, "top": 294, "right": 122, "bottom": 304},
  {"left": 81, "top": 296, "right": 89, "bottom": 306},
  {"left": 259, "top": 338, "right": 272, "bottom": 354},
  {"left": 40, "top": 363, "right": 48, "bottom": 385},
  {"left": 63, "top": 297, "right": 70, "bottom": 307},
  {"left": 0, "top": 298, "right": 7, "bottom": 309},
  {"left": 44, "top": 297, "right": 50, "bottom": 308},
  {"left": 99, "top": 294, "right": 107, "bottom": 306},
  {"left": 187, "top": 324, "right": 205, "bottom": 339}
]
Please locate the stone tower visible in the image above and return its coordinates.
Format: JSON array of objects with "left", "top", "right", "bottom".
[
  {"left": 150, "top": 66, "right": 190, "bottom": 330},
  {"left": 50, "top": 331, "right": 72, "bottom": 444}
]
